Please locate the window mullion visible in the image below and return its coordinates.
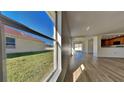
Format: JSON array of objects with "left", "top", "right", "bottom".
[{"left": 0, "top": 21, "right": 7, "bottom": 82}]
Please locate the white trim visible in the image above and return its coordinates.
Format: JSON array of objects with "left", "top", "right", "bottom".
[
  {"left": 48, "top": 69, "right": 61, "bottom": 82},
  {"left": 43, "top": 69, "right": 56, "bottom": 82},
  {"left": 46, "top": 11, "right": 56, "bottom": 24},
  {"left": 45, "top": 11, "right": 62, "bottom": 82}
]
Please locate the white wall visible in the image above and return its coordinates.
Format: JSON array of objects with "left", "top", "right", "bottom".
[
  {"left": 6, "top": 35, "right": 45, "bottom": 54},
  {"left": 93, "top": 36, "right": 98, "bottom": 57},
  {"left": 83, "top": 37, "right": 94, "bottom": 54},
  {"left": 88, "top": 39, "right": 93, "bottom": 53},
  {"left": 84, "top": 39, "right": 89, "bottom": 53},
  {"left": 98, "top": 36, "right": 124, "bottom": 58}
]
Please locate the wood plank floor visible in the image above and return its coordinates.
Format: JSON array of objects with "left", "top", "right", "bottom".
[{"left": 64, "top": 51, "right": 124, "bottom": 82}]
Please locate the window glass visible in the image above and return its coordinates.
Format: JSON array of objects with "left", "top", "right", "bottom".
[
  {"left": 1, "top": 11, "right": 54, "bottom": 38},
  {"left": 75, "top": 43, "right": 82, "bottom": 51},
  {"left": 2, "top": 11, "right": 55, "bottom": 82},
  {"left": 5, "top": 25, "right": 54, "bottom": 81},
  {"left": 6, "top": 37, "right": 16, "bottom": 48}
]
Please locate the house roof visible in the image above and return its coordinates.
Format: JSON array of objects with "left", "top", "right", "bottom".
[{"left": 4, "top": 26, "right": 43, "bottom": 43}]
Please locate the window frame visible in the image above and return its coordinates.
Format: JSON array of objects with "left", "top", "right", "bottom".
[
  {"left": 0, "top": 11, "right": 62, "bottom": 82},
  {"left": 46, "top": 12, "right": 62, "bottom": 82},
  {"left": 6, "top": 37, "right": 16, "bottom": 49}
]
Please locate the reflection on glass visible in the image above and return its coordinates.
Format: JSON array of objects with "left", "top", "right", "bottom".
[
  {"left": 5, "top": 25, "right": 54, "bottom": 81},
  {"left": 1, "top": 11, "right": 54, "bottom": 38}
]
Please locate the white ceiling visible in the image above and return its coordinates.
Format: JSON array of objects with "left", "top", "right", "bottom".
[{"left": 66, "top": 12, "right": 124, "bottom": 38}]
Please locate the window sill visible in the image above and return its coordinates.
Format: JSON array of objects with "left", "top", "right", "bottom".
[{"left": 43, "top": 68, "right": 61, "bottom": 82}]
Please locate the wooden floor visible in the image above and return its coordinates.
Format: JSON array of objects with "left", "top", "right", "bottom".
[{"left": 64, "top": 51, "right": 124, "bottom": 82}]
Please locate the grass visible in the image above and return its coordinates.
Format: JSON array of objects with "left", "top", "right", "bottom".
[
  {"left": 6, "top": 51, "right": 53, "bottom": 82},
  {"left": 7, "top": 51, "right": 51, "bottom": 58}
]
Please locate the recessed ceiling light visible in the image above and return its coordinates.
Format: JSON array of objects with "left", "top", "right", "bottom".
[{"left": 86, "top": 26, "right": 90, "bottom": 31}]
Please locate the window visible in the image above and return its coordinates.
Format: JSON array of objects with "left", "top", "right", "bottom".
[
  {"left": 6, "top": 37, "right": 16, "bottom": 48},
  {"left": 74, "top": 43, "right": 82, "bottom": 51},
  {"left": 0, "top": 11, "right": 61, "bottom": 82}
]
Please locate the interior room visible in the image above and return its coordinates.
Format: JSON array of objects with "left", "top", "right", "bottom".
[{"left": 59, "top": 11, "right": 124, "bottom": 82}]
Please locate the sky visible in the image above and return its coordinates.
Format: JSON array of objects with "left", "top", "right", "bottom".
[{"left": 1, "top": 11, "right": 54, "bottom": 46}]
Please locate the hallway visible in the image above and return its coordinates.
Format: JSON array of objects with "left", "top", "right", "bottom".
[{"left": 64, "top": 52, "right": 124, "bottom": 82}]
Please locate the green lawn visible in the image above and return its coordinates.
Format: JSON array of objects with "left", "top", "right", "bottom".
[{"left": 6, "top": 51, "right": 53, "bottom": 82}]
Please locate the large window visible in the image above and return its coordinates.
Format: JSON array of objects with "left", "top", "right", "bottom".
[
  {"left": 0, "top": 11, "right": 61, "bottom": 82},
  {"left": 74, "top": 43, "right": 82, "bottom": 51}
]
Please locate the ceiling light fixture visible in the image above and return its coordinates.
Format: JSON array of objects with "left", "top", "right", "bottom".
[{"left": 86, "top": 26, "right": 90, "bottom": 31}]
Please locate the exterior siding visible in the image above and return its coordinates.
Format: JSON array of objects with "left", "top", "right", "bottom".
[{"left": 5, "top": 34, "right": 46, "bottom": 54}]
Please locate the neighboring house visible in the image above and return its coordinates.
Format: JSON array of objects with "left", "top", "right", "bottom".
[{"left": 4, "top": 26, "right": 46, "bottom": 54}]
